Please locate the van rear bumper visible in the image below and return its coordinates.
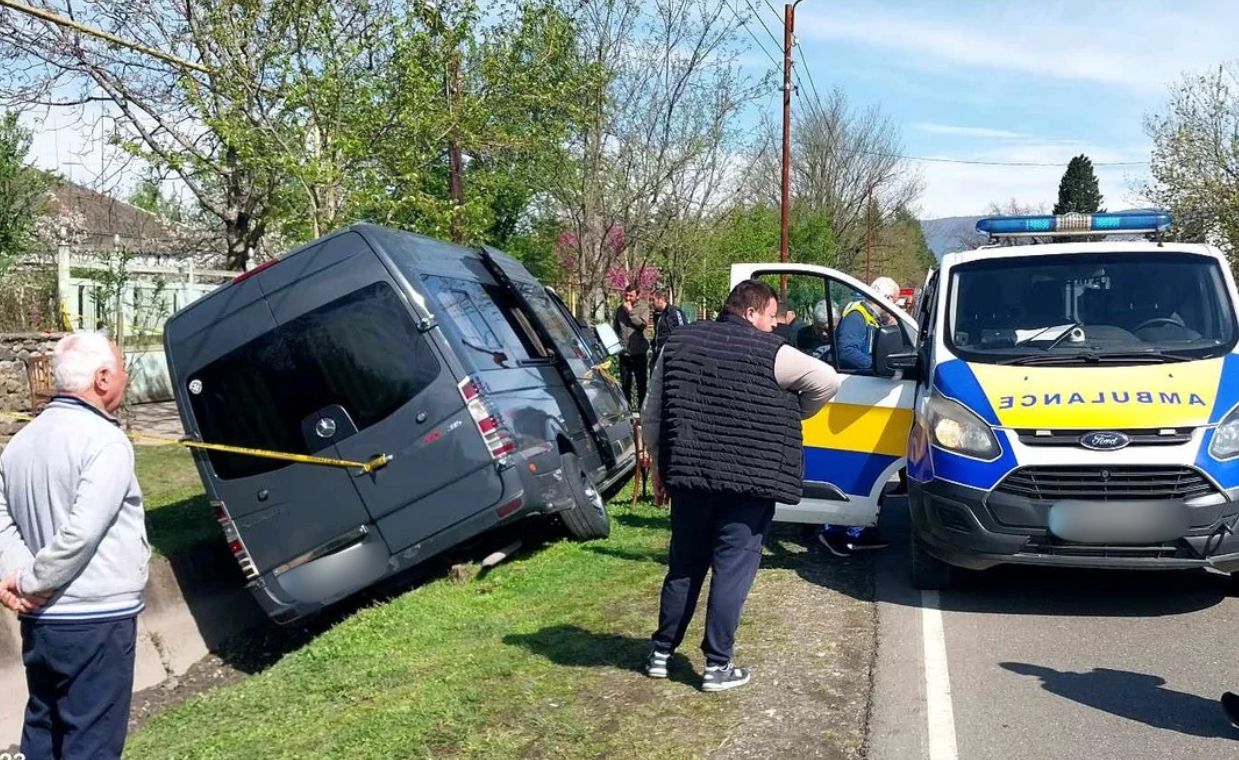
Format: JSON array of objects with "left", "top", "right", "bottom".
[
  {"left": 909, "top": 478, "right": 1239, "bottom": 573},
  {"left": 250, "top": 463, "right": 534, "bottom": 623}
]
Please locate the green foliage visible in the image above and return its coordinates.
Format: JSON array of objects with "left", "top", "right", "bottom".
[
  {"left": 868, "top": 208, "right": 936, "bottom": 288},
  {"left": 128, "top": 179, "right": 186, "bottom": 223},
  {"left": 1145, "top": 64, "right": 1239, "bottom": 264},
  {"left": 677, "top": 203, "right": 838, "bottom": 313},
  {"left": 1053, "top": 154, "right": 1104, "bottom": 215},
  {"left": 346, "top": 0, "right": 600, "bottom": 248},
  {"left": 0, "top": 112, "right": 53, "bottom": 267}
]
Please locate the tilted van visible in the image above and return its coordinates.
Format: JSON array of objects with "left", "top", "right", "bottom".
[{"left": 166, "top": 224, "right": 635, "bottom": 622}]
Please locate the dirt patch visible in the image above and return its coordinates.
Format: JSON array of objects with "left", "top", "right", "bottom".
[
  {"left": 127, "top": 653, "right": 248, "bottom": 733},
  {"left": 709, "top": 525, "right": 876, "bottom": 760}
]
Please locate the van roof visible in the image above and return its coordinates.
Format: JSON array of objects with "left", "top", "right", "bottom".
[
  {"left": 170, "top": 223, "right": 538, "bottom": 322},
  {"left": 940, "top": 240, "right": 1224, "bottom": 270}
]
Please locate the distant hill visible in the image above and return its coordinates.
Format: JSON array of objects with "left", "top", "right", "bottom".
[{"left": 919, "top": 216, "right": 983, "bottom": 260}]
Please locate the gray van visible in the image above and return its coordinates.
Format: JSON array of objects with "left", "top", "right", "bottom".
[{"left": 164, "top": 224, "right": 636, "bottom": 622}]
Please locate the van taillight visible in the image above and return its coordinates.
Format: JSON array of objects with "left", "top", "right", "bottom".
[
  {"left": 211, "top": 499, "right": 259, "bottom": 581},
  {"left": 457, "top": 376, "right": 516, "bottom": 462}
]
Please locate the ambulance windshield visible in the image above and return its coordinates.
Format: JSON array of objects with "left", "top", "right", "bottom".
[{"left": 948, "top": 251, "right": 1237, "bottom": 364}]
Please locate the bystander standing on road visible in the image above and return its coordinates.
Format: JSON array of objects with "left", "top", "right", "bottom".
[
  {"left": 0, "top": 331, "right": 149, "bottom": 760},
  {"left": 640, "top": 280, "right": 839, "bottom": 691}
]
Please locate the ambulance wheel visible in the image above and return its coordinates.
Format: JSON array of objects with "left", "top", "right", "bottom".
[
  {"left": 910, "top": 536, "right": 953, "bottom": 590},
  {"left": 560, "top": 452, "right": 611, "bottom": 540}
]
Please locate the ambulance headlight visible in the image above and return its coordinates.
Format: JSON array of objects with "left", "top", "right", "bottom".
[
  {"left": 923, "top": 395, "right": 999, "bottom": 459},
  {"left": 1209, "top": 406, "right": 1239, "bottom": 459}
]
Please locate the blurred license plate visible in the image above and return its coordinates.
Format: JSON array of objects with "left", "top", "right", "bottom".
[{"left": 1048, "top": 500, "right": 1190, "bottom": 544}]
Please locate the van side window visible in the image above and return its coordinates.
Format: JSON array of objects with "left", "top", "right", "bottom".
[
  {"left": 519, "top": 285, "right": 588, "bottom": 357},
  {"left": 423, "top": 275, "right": 549, "bottom": 361},
  {"left": 189, "top": 282, "right": 440, "bottom": 480}
]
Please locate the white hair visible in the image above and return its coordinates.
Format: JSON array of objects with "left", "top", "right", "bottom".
[
  {"left": 870, "top": 276, "right": 899, "bottom": 301},
  {"left": 52, "top": 331, "right": 118, "bottom": 393},
  {"left": 812, "top": 300, "right": 832, "bottom": 326}
]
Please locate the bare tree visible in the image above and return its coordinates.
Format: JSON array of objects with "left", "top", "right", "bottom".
[
  {"left": 745, "top": 88, "right": 922, "bottom": 272},
  {"left": 1144, "top": 62, "right": 1239, "bottom": 258},
  {"left": 552, "top": 0, "right": 765, "bottom": 318},
  {"left": 0, "top": 0, "right": 394, "bottom": 269}
]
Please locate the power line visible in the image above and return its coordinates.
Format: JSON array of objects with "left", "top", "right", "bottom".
[
  {"left": 864, "top": 150, "right": 1148, "bottom": 168},
  {"left": 794, "top": 40, "right": 821, "bottom": 104},
  {"left": 742, "top": 0, "right": 782, "bottom": 53},
  {"left": 721, "top": 0, "right": 779, "bottom": 70}
]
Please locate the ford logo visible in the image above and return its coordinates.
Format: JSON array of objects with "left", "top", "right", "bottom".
[{"left": 1079, "top": 431, "right": 1131, "bottom": 451}]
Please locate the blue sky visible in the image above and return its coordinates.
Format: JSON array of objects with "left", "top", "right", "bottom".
[
  {"left": 23, "top": 0, "right": 1239, "bottom": 220},
  {"left": 747, "top": 0, "right": 1239, "bottom": 217}
]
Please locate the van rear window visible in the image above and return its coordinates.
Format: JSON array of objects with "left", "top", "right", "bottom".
[{"left": 188, "top": 282, "right": 440, "bottom": 480}]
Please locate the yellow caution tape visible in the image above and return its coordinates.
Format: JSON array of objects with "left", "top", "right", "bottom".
[
  {"left": 3, "top": 411, "right": 391, "bottom": 474},
  {"left": 177, "top": 439, "right": 392, "bottom": 474},
  {"left": 586, "top": 361, "right": 619, "bottom": 386}
]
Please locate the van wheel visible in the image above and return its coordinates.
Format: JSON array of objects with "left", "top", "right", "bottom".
[
  {"left": 910, "top": 536, "right": 953, "bottom": 590},
  {"left": 559, "top": 452, "right": 611, "bottom": 540}
]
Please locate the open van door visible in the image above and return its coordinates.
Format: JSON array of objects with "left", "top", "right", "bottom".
[
  {"left": 730, "top": 263, "right": 919, "bottom": 526},
  {"left": 479, "top": 246, "right": 624, "bottom": 472}
]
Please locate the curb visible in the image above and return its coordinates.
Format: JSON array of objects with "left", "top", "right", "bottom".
[{"left": 0, "top": 540, "right": 264, "bottom": 743}]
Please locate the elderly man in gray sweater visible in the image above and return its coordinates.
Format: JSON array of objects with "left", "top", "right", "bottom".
[{"left": 0, "top": 331, "right": 148, "bottom": 760}]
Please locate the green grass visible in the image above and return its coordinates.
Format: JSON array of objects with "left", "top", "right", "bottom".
[
  {"left": 127, "top": 491, "right": 742, "bottom": 760},
  {"left": 135, "top": 445, "right": 218, "bottom": 556}
]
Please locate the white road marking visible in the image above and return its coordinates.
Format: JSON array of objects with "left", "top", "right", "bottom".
[{"left": 922, "top": 590, "right": 959, "bottom": 760}]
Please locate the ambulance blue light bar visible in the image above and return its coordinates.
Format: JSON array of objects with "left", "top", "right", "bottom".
[{"left": 975, "top": 211, "right": 1173, "bottom": 239}]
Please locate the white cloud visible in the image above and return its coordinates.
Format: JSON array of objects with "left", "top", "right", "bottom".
[
  {"left": 915, "top": 159, "right": 1150, "bottom": 217},
  {"left": 912, "top": 123, "right": 1031, "bottom": 140},
  {"left": 798, "top": 1, "right": 1239, "bottom": 91}
]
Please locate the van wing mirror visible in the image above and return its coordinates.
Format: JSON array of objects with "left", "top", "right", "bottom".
[
  {"left": 873, "top": 324, "right": 915, "bottom": 378},
  {"left": 594, "top": 323, "right": 623, "bottom": 356}
]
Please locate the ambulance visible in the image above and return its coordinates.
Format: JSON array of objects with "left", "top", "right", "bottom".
[{"left": 732, "top": 211, "right": 1239, "bottom": 588}]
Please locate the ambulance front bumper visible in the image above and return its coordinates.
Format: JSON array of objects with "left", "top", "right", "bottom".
[{"left": 908, "top": 478, "right": 1239, "bottom": 573}]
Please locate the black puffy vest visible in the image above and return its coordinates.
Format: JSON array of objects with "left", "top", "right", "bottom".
[{"left": 658, "top": 313, "right": 804, "bottom": 504}]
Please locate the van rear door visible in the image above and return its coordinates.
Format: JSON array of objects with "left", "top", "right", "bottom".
[
  {"left": 479, "top": 246, "right": 620, "bottom": 472},
  {"left": 168, "top": 265, "right": 375, "bottom": 576},
  {"left": 255, "top": 232, "right": 502, "bottom": 555}
]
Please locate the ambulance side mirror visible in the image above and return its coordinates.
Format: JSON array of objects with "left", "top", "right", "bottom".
[{"left": 874, "top": 325, "right": 917, "bottom": 379}]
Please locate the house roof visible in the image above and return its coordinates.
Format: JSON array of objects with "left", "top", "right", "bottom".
[{"left": 40, "top": 179, "right": 221, "bottom": 262}]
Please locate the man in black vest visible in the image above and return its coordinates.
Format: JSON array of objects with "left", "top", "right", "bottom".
[{"left": 640, "top": 280, "right": 839, "bottom": 691}]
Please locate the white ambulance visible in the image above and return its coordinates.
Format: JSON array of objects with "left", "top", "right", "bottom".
[{"left": 733, "top": 211, "right": 1239, "bottom": 588}]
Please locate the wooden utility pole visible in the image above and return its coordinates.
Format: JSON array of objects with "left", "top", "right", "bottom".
[
  {"left": 447, "top": 51, "right": 464, "bottom": 243},
  {"left": 779, "top": 2, "right": 802, "bottom": 268}
]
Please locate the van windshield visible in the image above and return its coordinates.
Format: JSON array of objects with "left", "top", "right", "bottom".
[{"left": 948, "top": 251, "right": 1237, "bottom": 365}]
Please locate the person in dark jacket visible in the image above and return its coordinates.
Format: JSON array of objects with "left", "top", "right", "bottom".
[
  {"left": 612, "top": 285, "right": 651, "bottom": 410},
  {"left": 641, "top": 280, "right": 839, "bottom": 692},
  {"left": 650, "top": 290, "right": 686, "bottom": 360}
]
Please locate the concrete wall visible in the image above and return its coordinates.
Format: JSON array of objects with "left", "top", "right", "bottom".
[
  {"left": 0, "top": 541, "right": 267, "bottom": 743},
  {"left": 125, "top": 349, "right": 173, "bottom": 404}
]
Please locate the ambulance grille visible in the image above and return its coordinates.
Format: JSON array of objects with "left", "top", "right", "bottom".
[
  {"left": 1015, "top": 428, "right": 1193, "bottom": 447},
  {"left": 995, "top": 466, "right": 1216, "bottom": 501}
]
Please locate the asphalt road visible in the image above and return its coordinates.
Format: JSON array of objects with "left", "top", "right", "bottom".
[{"left": 867, "top": 495, "right": 1239, "bottom": 760}]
